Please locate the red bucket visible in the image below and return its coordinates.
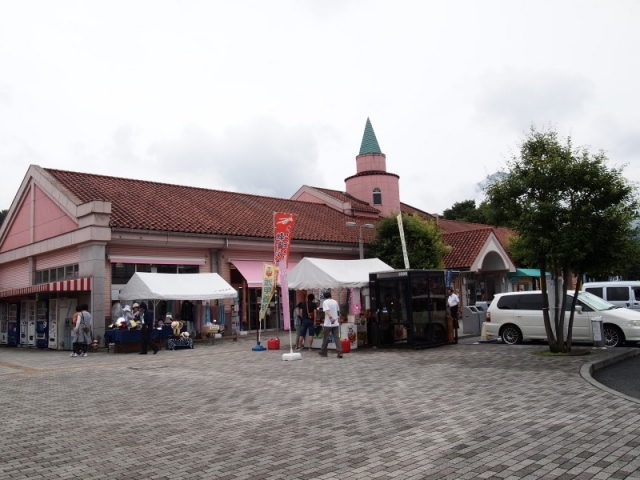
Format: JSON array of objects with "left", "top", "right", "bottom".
[
  {"left": 267, "top": 338, "right": 280, "bottom": 350},
  {"left": 340, "top": 338, "right": 351, "bottom": 354}
]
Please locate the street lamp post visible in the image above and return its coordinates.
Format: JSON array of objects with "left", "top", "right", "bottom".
[{"left": 346, "top": 221, "right": 375, "bottom": 259}]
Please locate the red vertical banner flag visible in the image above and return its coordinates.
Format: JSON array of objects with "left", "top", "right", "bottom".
[{"left": 274, "top": 212, "right": 296, "bottom": 330}]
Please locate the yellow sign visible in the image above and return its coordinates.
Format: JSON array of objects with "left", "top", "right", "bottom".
[{"left": 258, "top": 263, "right": 279, "bottom": 321}]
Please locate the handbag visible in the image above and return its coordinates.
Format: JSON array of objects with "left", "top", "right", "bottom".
[{"left": 80, "top": 312, "right": 90, "bottom": 333}]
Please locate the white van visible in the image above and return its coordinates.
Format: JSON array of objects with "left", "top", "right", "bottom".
[
  {"left": 485, "top": 290, "right": 640, "bottom": 347},
  {"left": 582, "top": 281, "right": 640, "bottom": 311}
]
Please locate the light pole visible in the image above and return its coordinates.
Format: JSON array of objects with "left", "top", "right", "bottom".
[{"left": 346, "top": 221, "right": 375, "bottom": 259}]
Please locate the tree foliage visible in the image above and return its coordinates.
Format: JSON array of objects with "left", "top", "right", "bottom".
[
  {"left": 0, "top": 209, "right": 7, "bottom": 228},
  {"left": 442, "top": 199, "right": 505, "bottom": 226},
  {"left": 485, "top": 126, "right": 638, "bottom": 353},
  {"left": 369, "top": 214, "right": 451, "bottom": 269}
]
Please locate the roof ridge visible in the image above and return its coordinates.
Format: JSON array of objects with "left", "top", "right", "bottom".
[
  {"left": 314, "top": 187, "right": 372, "bottom": 206},
  {"left": 44, "top": 168, "right": 309, "bottom": 205}
]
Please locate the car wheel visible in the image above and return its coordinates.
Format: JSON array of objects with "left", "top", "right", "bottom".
[
  {"left": 501, "top": 325, "right": 522, "bottom": 345},
  {"left": 603, "top": 325, "right": 624, "bottom": 347}
]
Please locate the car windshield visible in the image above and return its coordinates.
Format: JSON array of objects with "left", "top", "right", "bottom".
[{"left": 571, "top": 291, "right": 618, "bottom": 311}]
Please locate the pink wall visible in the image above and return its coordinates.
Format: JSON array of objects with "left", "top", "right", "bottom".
[
  {"left": 356, "top": 153, "right": 386, "bottom": 174},
  {"left": 0, "top": 195, "right": 32, "bottom": 253},
  {"left": 0, "top": 184, "right": 79, "bottom": 253},
  {"left": 36, "top": 248, "right": 80, "bottom": 270},
  {"left": 296, "top": 192, "right": 331, "bottom": 205},
  {"left": 33, "top": 185, "right": 78, "bottom": 243},
  {"left": 346, "top": 173, "right": 400, "bottom": 217},
  {"left": 0, "top": 259, "right": 30, "bottom": 290}
]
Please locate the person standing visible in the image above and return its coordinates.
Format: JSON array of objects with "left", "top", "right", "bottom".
[
  {"left": 70, "top": 304, "right": 82, "bottom": 357},
  {"left": 318, "top": 291, "right": 343, "bottom": 358},
  {"left": 447, "top": 288, "right": 460, "bottom": 328},
  {"left": 139, "top": 302, "right": 158, "bottom": 355},
  {"left": 297, "top": 293, "right": 317, "bottom": 351},
  {"left": 76, "top": 304, "right": 93, "bottom": 357}
]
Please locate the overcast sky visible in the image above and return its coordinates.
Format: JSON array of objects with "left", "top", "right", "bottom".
[{"left": 1, "top": 0, "right": 638, "bottom": 216}]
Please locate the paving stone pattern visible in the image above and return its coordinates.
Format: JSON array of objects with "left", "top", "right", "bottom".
[{"left": 1, "top": 336, "right": 640, "bottom": 479}]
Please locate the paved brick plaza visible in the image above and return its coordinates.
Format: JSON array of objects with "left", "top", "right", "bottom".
[{"left": 1, "top": 335, "right": 640, "bottom": 480}]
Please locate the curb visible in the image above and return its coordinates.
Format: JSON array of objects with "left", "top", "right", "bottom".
[{"left": 580, "top": 348, "right": 640, "bottom": 405}]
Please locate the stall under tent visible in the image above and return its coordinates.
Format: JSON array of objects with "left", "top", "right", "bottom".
[
  {"left": 287, "top": 258, "right": 394, "bottom": 350},
  {"left": 118, "top": 272, "right": 238, "bottom": 334},
  {"left": 118, "top": 272, "right": 237, "bottom": 302},
  {"left": 287, "top": 257, "right": 394, "bottom": 290}
]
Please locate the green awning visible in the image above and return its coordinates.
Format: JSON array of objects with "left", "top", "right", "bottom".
[{"left": 507, "top": 268, "right": 550, "bottom": 278}]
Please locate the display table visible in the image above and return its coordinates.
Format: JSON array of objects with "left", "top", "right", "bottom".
[
  {"left": 311, "top": 323, "right": 359, "bottom": 350},
  {"left": 104, "top": 328, "right": 170, "bottom": 353},
  {"left": 166, "top": 337, "right": 194, "bottom": 350}
]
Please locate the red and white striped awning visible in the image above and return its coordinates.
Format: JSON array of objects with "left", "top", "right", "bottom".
[
  {"left": 47, "top": 277, "right": 92, "bottom": 293},
  {"left": 0, "top": 277, "right": 92, "bottom": 299}
]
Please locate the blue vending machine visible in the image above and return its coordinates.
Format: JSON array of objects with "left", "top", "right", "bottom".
[
  {"left": 0, "top": 303, "right": 7, "bottom": 344},
  {"left": 35, "top": 300, "right": 48, "bottom": 348},
  {"left": 7, "top": 303, "right": 19, "bottom": 346}
]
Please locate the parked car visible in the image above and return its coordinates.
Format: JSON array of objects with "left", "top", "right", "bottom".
[
  {"left": 582, "top": 281, "right": 640, "bottom": 311},
  {"left": 485, "top": 290, "right": 640, "bottom": 347}
]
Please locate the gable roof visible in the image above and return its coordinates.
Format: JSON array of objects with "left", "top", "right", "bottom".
[
  {"left": 442, "top": 228, "right": 494, "bottom": 269},
  {"left": 314, "top": 187, "right": 380, "bottom": 213},
  {"left": 42, "top": 167, "right": 366, "bottom": 244}
]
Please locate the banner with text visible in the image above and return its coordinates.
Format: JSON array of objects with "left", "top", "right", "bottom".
[
  {"left": 259, "top": 263, "right": 279, "bottom": 322},
  {"left": 274, "top": 212, "right": 296, "bottom": 330}
]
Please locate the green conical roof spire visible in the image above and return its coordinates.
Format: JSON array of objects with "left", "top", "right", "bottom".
[{"left": 359, "top": 117, "right": 382, "bottom": 155}]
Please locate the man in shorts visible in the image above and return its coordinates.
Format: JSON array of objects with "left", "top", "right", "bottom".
[{"left": 297, "top": 293, "right": 317, "bottom": 351}]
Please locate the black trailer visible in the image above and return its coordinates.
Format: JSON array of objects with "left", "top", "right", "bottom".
[{"left": 369, "top": 269, "right": 451, "bottom": 349}]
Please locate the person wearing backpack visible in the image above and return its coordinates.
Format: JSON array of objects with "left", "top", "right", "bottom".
[
  {"left": 293, "top": 302, "right": 304, "bottom": 349},
  {"left": 296, "top": 293, "right": 317, "bottom": 351}
]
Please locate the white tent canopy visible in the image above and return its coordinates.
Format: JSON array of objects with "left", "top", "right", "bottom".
[
  {"left": 287, "top": 257, "right": 394, "bottom": 290},
  {"left": 118, "top": 272, "right": 237, "bottom": 301}
]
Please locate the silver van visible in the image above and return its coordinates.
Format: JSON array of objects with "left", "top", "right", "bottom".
[{"left": 582, "top": 281, "right": 640, "bottom": 311}]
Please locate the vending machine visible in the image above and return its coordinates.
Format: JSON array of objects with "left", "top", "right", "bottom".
[
  {"left": 20, "top": 300, "right": 28, "bottom": 346},
  {"left": 48, "top": 299, "right": 58, "bottom": 349},
  {"left": 35, "top": 300, "right": 48, "bottom": 348},
  {"left": 7, "top": 303, "right": 19, "bottom": 346},
  {"left": 27, "top": 300, "right": 36, "bottom": 347},
  {"left": 0, "top": 303, "right": 8, "bottom": 344},
  {"left": 20, "top": 300, "right": 36, "bottom": 347},
  {"left": 60, "top": 299, "right": 77, "bottom": 351}
]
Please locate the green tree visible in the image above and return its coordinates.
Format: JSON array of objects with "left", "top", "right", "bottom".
[
  {"left": 486, "top": 126, "right": 638, "bottom": 353},
  {"left": 369, "top": 213, "right": 450, "bottom": 269},
  {"left": 442, "top": 199, "right": 504, "bottom": 225},
  {"left": 442, "top": 200, "right": 478, "bottom": 221},
  {"left": 0, "top": 209, "right": 7, "bottom": 228}
]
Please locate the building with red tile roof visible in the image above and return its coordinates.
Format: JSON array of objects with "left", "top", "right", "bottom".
[{"left": 0, "top": 118, "right": 515, "bottom": 346}]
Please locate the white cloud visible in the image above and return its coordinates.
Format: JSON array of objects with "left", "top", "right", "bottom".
[
  {"left": 0, "top": 0, "right": 639, "bottom": 218},
  {"left": 148, "top": 119, "right": 321, "bottom": 198}
]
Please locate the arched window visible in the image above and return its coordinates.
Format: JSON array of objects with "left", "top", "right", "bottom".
[{"left": 373, "top": 188, "right": 382, "bottom": 205}]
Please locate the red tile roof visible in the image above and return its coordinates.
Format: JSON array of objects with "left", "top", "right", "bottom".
[
  {"left": 400, "top": 202, "right": 437, "bottom": 221},
  {"left": 442, "top": 228, "right": 493, "bottom": 269},
  {"left": 41, "top": 168, "right": 511, "bottom": 263},
  {"left": 437, "top": 218, "right": 513, "bottom": 250},
  {"left": 44, "top": 168, "right": 374, "bottom": 244}
]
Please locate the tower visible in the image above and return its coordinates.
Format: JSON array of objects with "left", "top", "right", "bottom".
[{"left": 345, "top": 118, "right": 400, "bottom": 216}]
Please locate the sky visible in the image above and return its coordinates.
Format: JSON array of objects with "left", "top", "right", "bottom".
[{"left": 1, "top": 0, "right": 639, "bottom": 216}]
